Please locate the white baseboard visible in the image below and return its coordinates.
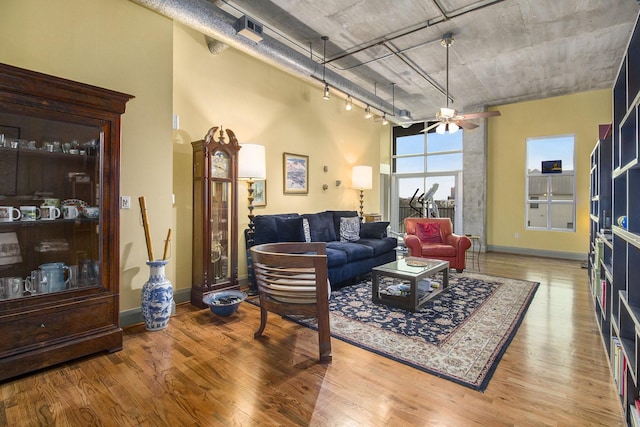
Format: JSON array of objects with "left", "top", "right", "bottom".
[{"left": 486, "top": 245, "right": 587, "bottom": 261}]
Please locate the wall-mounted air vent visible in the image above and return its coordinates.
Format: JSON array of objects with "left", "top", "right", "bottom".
[{"left": 237, "top": 15, "right": 263, "bottom": 43}]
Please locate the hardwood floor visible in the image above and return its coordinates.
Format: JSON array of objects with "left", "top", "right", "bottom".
[{"left": 0, "top": 253, "right": 624, "bottom": 426}]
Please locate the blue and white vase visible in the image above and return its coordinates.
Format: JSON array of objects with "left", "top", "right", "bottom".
[{"left": 141, "top": 260, "right": 173, "bottom": 331}]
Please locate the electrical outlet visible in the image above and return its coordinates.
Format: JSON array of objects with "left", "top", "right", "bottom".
[{"left": 121, "top": 196, "right": 131, "bottom": 209}]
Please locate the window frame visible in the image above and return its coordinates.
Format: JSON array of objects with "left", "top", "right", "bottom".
[{"left": 525, "top": 135, "right": 576, "bottom": 232}]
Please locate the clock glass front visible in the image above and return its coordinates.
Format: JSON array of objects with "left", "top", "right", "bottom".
[
  {"left": 211, "top": 151, "right": 230, "bottom": 179},
  {"left": 210, "top": 178, "right": 230, "bottom": 281}
]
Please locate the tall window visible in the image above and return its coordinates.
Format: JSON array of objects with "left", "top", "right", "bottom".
[
  {"left": 391, "top": 124, "right": 463, "bottom": 232},
  {"left": 526, "top": 135, "right": 575, "bottom": 231}
]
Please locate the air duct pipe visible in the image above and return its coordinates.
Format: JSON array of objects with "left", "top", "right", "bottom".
[{"left": 131, "top": 0, "right": 409, "bottom": 124}]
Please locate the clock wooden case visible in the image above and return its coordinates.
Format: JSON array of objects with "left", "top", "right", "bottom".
[{"left": 191, "top": 127, "right": 240, "bottom": 308}]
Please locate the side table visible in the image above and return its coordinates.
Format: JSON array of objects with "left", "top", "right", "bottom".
[{"left": 465, "top": 235, "right": 481, "bottom": 270}]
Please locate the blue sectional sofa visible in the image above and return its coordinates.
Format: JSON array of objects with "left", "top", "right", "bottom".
[{"left": 247, "top": 210, "right": 397, "bottom": 287}]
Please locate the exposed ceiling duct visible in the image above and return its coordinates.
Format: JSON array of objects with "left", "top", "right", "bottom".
[{"left": 130, "top": 0, "right": 409, "bottom": 124}]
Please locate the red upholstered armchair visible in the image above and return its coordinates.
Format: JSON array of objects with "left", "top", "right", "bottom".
[{"left": 404, "top": 218, "right": 471, "bottom": 272}]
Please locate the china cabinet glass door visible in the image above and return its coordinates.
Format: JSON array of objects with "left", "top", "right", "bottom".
[{"left": 0, "top": 112, "right": 103, "bottom": 300}]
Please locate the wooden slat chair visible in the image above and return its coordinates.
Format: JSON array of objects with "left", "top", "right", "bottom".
[{"left": 249, "top": 242, "right": 332, "bottom": 363}]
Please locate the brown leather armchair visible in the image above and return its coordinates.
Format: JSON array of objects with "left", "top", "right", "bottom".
[{"left": 404, "top": 218, "right": 471, "bottom": 272}]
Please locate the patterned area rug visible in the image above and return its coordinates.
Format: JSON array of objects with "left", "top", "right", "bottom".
[{"left": 289, "top": 272, "right": 539, "bottom": 391}]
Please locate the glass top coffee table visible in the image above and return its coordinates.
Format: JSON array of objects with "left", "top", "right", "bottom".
[{"left": 372, "top": 257, "right": 449, "bottom": 312}]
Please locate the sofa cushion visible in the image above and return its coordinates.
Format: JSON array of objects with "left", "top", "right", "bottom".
[
  {"left": 325, "top": 247, "right": 348, "bottom": 267},
  {"left": 339, "top": 216, "right": 361, "bottom": 242},
  {"left": 416, "top": 222, "right": 442, "bottom": 243},
  {"left": 359, "top": 221, "right": 389, "bottom": 239},
  {"left": 420, "top": 243, "right": 457, "bottom": 257},
  {"left": 302, "top": 211, "right": 337, "bottom": 242},
  {"left": 356, "top": 237, "right": 397, "bottom": 257},
  {"left": 253, "top": 213, "right": 301, "bottom": 245},
  {"left": 275, "top": 216, "right": 305, "bottom": 242},
  {"left": 326, "top": 241, "right": 373, "bottom": 262}
]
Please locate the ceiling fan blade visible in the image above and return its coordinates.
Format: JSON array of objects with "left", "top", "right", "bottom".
[
  {"left": 456, "top": 120, "right": 478, "bottom": 130},
  {"left": 420, "top": 122, "right": 441, "bottom": 133},
  {"left": 459, "top": 111, "right": 501, "bottom": 119}
]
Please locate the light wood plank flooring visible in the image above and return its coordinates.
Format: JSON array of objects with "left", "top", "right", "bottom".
[{"left": 0, "top": 253, "right": 625, "bottom": 426}]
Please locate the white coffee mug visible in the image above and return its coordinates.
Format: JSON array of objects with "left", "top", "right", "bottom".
[
  {"left": 0, "top": 206, "right": 21, "bottom": 222},
  {"left": 6, "top": 277, "right": 23, "bottom": 299},
  {"left": 40, "top": 205, "right": 61, "bottom": 220},
  {"left": 20, "top": 206, "right": 41, "bottom": 221},
  {"left": 62, "top": 205, "right": 79, "bottom": 219}
]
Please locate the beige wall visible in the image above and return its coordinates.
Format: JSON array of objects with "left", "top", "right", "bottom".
[
  {"left": 172, "top": 23, "right": 387, "bottom": 287},
  {"left": 0, "top": 2, "right": 386, "bottom": 312},
  {"left": 0, "top": 0, "right": 174, "bottom": 312},
  {"left": 487, "top": 89, "right": 612, "bottom": 256}
]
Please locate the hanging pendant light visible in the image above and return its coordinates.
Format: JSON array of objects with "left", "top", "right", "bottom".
[{"left": 345, "top": 95, "right": 352, "bottom": 110}]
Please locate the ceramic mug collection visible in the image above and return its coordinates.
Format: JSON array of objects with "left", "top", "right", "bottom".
[
  {"left": 0, "top": 136, "right": 97, "bottom": 154},
  {"left": 0, "top": 199, "right": 97, "bottom": 221},
  {"left": 0, "top": 274, "right": 41, "bottom": 300},
  {"left": 0, "top": 261, "right": 89, "bottom": 299}
]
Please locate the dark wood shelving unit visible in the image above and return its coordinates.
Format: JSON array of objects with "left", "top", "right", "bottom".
[{"left": 0, "top": 63, "right": 132, "bottom": 381}]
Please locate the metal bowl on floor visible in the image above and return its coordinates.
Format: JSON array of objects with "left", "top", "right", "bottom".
[{"left": 203, "top": 290, "right": 247, "bottom": 317}]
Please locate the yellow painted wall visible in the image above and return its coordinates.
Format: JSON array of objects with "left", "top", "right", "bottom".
[
  {"left": 0, "top": 2, "right": 386, "bottom": 312},
  {"left": 0, "top": 0, "right": 174, "bottom": 312},
  {"left": 172, "top": 23, "right": 386, "bottom": 286},
  {"left": 487, "top": 89, "right": 611, "bottom": 255}
]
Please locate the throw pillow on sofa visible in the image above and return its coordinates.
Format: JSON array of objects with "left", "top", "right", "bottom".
[
  {"left": 302, "top": 218, "right": 311, "bottom": 242},
  {"left": 416, "top": 222, "right": 442, "bottom": 243},
  {"left": 359, "top": 221, "right": 389, "bottom": 239},
  {"left": 339, "top": 216, "right": 361, "bottom": 242},
  {"left": 275, "top": 216, "right": 306, "bottom": 242},
  {"left": 329, "top": 210, "right": 359, "bottom": 239},
  {"left": 302, "top": 211, "right": 337, "bottom": 242}
]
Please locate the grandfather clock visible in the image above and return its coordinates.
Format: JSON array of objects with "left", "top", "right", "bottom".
[{"left": 191, "top": 126, "right": 240, "bottom": 308}]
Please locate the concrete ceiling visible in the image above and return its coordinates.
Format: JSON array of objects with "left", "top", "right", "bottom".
[{"left": 213, "top": 0, "right": 640, "bottom": 124}]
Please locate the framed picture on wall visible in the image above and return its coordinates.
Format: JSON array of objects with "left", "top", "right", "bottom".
[
  {"left": 253, "top": 179, "right": 266, "bottom": 207},
  {"left": 283, "top": 152, "right": 308, "bottom": 194}
]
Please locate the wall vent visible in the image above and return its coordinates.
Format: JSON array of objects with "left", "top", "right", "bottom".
[{"left": 237, "top": 15, "right": 263, "bottom": 43}]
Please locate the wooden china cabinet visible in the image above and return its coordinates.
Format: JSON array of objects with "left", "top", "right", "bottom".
[
  {"left": 0, "top": 63, "right": 132, "bottom": 381},
  {"left": 191, "top": 127, "right": 240, "bottom": 308}
]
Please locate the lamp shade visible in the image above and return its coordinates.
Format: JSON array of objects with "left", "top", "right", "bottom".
[
  {"left": 352, "top": 165, "right": 373, "bottom": 190},
  {"left": 238, "top": 144, "right": 266, "bottom": 179}
]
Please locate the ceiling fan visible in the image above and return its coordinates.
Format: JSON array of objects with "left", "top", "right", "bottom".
[{"left": 421, "top": 34, "right": 500, "bottom": 134}]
